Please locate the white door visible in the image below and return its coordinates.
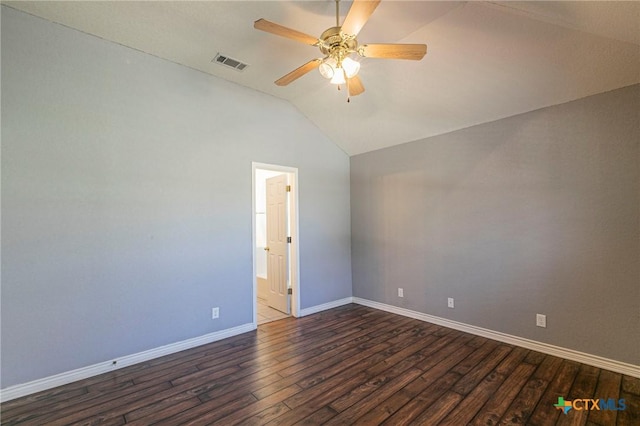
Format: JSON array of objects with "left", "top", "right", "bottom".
[{"left": 265, "top": 174, "right": 289, "bottom": 314}]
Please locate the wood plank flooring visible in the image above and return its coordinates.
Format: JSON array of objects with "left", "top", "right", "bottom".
[{"left": 2, "top": 304, "right": 638, "bottom": 425}]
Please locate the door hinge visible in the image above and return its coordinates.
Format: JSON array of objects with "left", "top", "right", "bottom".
[
  {"left": 288, "top": 288, "right": 293, "bottom": 295},
  {"left": 287, "top": 236, "right": 292, "bottom": 243},
  {"left": 286, "top": 185, "right": 291, "bottom": 192}
]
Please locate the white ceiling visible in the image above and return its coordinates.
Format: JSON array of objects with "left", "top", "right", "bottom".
[{"left": 4, "top": 1, "right": 639, "bottom": 155}]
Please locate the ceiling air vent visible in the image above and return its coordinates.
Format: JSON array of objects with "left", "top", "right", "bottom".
[{"left": 212, "top": 53, "right": 248, "bottom": 72}]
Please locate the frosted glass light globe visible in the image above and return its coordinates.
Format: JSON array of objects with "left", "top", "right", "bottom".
[
  {"left": 342, "top": 57, "right": 360, "bottom": 78},
  {"left": 319, "top": 58, "right": 337, "bottom": 79}
]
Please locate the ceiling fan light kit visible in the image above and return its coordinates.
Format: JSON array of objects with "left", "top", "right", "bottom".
[
  {"left": 254, "top": 0, "right": 427, "bottom": 101},
  {"left": 319, "top": 57, "right": 360, "bottom": 83}
]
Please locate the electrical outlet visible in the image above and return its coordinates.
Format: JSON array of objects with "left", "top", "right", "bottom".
[
  {"left": 398, "top": 288, "right": 404, "bottom": 298},
  {"left": 536, "top": 314, "right": 546, "bottom": 328},
  {"left": 447, "top": 298, "right": 454, "bottom": 308},
  {"left": 212, "top": 307, "right": 220, "bottom": 319}
]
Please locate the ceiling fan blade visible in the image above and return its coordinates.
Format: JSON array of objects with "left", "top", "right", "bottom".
[
  {"left": 348, "top": 75, "right": 365, "bottom": 96},
  {"left": 360, "top": 43, "right": 427, "bottom": 60},
  {"left": 254, "top": 19, "right": 319, "bottom": 46},
  {"left": 275, "top": 59, "right": 322, "bottom": 86},
  {"left": 341, "top": 0, "right": 381, "bottom": 37}
]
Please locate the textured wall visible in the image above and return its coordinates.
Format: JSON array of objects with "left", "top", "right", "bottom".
[
  {"left": 1, "top": 7, "right": 351, "bottom": 388},
  {"left": 351, "top": 85, "right": 639, "bottom": 365}
]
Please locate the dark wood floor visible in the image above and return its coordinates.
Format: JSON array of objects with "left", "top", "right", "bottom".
[{"left": 2, "top": 304, "right": 638, "bottom": 425}]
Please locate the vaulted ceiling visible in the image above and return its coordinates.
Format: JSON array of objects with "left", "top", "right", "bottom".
[{"left": 4, "top": 1, "right": 639, "bottom": 155}]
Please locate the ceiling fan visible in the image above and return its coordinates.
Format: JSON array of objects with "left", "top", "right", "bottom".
[{"left": 254, "top": 0, "right": 427, "bottom": 100}]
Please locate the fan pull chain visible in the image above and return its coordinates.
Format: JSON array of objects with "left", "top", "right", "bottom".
[
  {"left": 336, "top": 83, "right": 350, "bottom": 103},
  {"left": 344, "top": 69, "right": 350, "bottom": 103}
]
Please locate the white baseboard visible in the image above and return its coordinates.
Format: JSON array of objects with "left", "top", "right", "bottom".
[
  {"left": 0, "top": 323, "right": 256, "bottom": 403},
  {"left": 299, "top": 297, "right": 354, "bottom": 317},
  {"left": 353, "top": 297, "right": 640, "bottom": 378},
  {"left": 5, "top": 299, "right": 637, "bottom": 403}
]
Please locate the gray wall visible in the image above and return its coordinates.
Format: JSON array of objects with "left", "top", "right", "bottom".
[
  {"left": 351, "top": 84, "right": 639, "bottom": 365},
  {"left": 1, "top": 7, "right": 351, "bottom": 388}
]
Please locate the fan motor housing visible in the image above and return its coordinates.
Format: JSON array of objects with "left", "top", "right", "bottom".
[{"left": 319, "top": 26, "right": 358, "bottom": 55}]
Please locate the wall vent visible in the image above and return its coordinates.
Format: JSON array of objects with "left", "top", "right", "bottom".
[{"left": 212, "top": 53, "right": 249, "bottom": 72}]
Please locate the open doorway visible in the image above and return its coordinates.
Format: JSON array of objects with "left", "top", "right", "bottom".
[{"left": 252, "top": 162, "right": 299, "bottom": 325}]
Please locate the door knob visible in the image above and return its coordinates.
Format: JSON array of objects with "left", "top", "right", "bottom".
[{"left": 264, "top": 247, "right": 270, "bottom": 251}]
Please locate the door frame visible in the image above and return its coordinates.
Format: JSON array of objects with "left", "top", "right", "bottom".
[{"left": 252, "top": 162, "right": 300, "bottom": 325}]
